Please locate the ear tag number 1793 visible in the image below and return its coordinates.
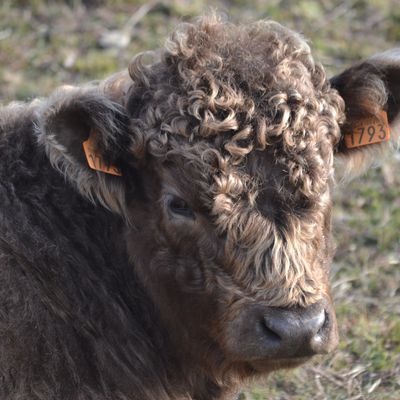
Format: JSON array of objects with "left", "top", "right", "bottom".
[{"left": 344, "top": 111, "right": 390, "bottom": 149}]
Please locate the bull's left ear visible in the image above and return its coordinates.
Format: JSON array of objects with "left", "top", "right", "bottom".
[
  {"left": 37, "top": 86, "right": 132, "bottom": 215},
  {"left": 330, "top": 49, "right": 400, "bottom": 177}
]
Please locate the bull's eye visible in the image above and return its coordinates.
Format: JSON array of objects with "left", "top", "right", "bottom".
[{"left": 166, "top": 195, "right": 195, "bottom": 220}]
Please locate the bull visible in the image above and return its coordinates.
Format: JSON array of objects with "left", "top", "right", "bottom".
[{"left": 0, "top": 15, "right": 398, "bottom": 400}]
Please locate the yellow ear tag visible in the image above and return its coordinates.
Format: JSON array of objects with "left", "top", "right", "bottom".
[
  {"left": 82, "top": 131, "right": 122, "bottom": 176},
  {"left": 344, "top": 110, "right": 391, "bottom": 149}
]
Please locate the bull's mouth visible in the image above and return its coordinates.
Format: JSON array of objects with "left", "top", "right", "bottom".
[
  {"left": 231, "top": 357, "right": 313, "bottom": 378},
  {"left": 247, "top": 356, "right": 312, "bottom": 373}
]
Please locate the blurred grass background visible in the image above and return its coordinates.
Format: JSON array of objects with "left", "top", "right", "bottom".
[{"left": 0, "top": 1, "right": 399, "bottom": 399}]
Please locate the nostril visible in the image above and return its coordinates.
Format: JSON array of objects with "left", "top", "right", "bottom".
[
  {"left": 311, "top": 309, "right": 332, "bottom": 353},
  {"left": 261, "top": 319, "right": 282, "bottom": 344},
  {"left": 319, "top": 310, "right": 328, "bottom": 334},
  {"left": 314, "top": 309, "right": 327, "bottom": 335}
]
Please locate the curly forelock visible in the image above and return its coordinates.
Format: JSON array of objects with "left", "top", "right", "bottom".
[{"left": 126, "top": 14, "right": 345, "bottom": 306}]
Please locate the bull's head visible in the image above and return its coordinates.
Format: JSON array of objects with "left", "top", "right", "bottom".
[{"left": 37, "top": 16, "right": 399, "bottom": 379}]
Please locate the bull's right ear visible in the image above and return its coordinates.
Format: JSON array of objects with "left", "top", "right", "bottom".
[
  {"left": 37, "top": 86, "right": 132, "bottom": 216},
  {"left": 330, "top": 49, "right": 400, "bottom": 178}
]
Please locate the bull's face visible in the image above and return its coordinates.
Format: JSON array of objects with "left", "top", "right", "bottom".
[
  {"left": 124, "top": 146, "right": 338, "bottom": 373},
  {"left": 38, "top": 16, "right": 400, "bottom": 378}
]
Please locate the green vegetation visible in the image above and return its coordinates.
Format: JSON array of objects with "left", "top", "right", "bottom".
[{"left": 1, "top": 1, "right": 399, "bottom": 398}]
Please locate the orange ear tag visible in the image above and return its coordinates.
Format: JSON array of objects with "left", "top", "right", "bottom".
[
  {"left": 344, "top": 110, "right": 391, "bottom": 149},
  {"left": 82, "top": 132, "right": 122, "bottom": 176}
]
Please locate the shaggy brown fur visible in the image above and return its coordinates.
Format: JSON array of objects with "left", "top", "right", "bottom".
[
  {"left": 115, "top": 16, "right": 344, "bottom": 307},
  {"left": 1, "top": 14, "right": 399, "bottom": 400}
]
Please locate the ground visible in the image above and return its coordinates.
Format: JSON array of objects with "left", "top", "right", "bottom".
[{"left": 0, "top": 1, "right": 399, "bottom": 399}]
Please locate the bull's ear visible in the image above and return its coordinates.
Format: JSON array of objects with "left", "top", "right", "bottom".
[
  {"left": 330, "top": 49, "right": 400, "bottom": 178},
  {"left": 37, "top": 86, "right": 131, "bottom": 216}
]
